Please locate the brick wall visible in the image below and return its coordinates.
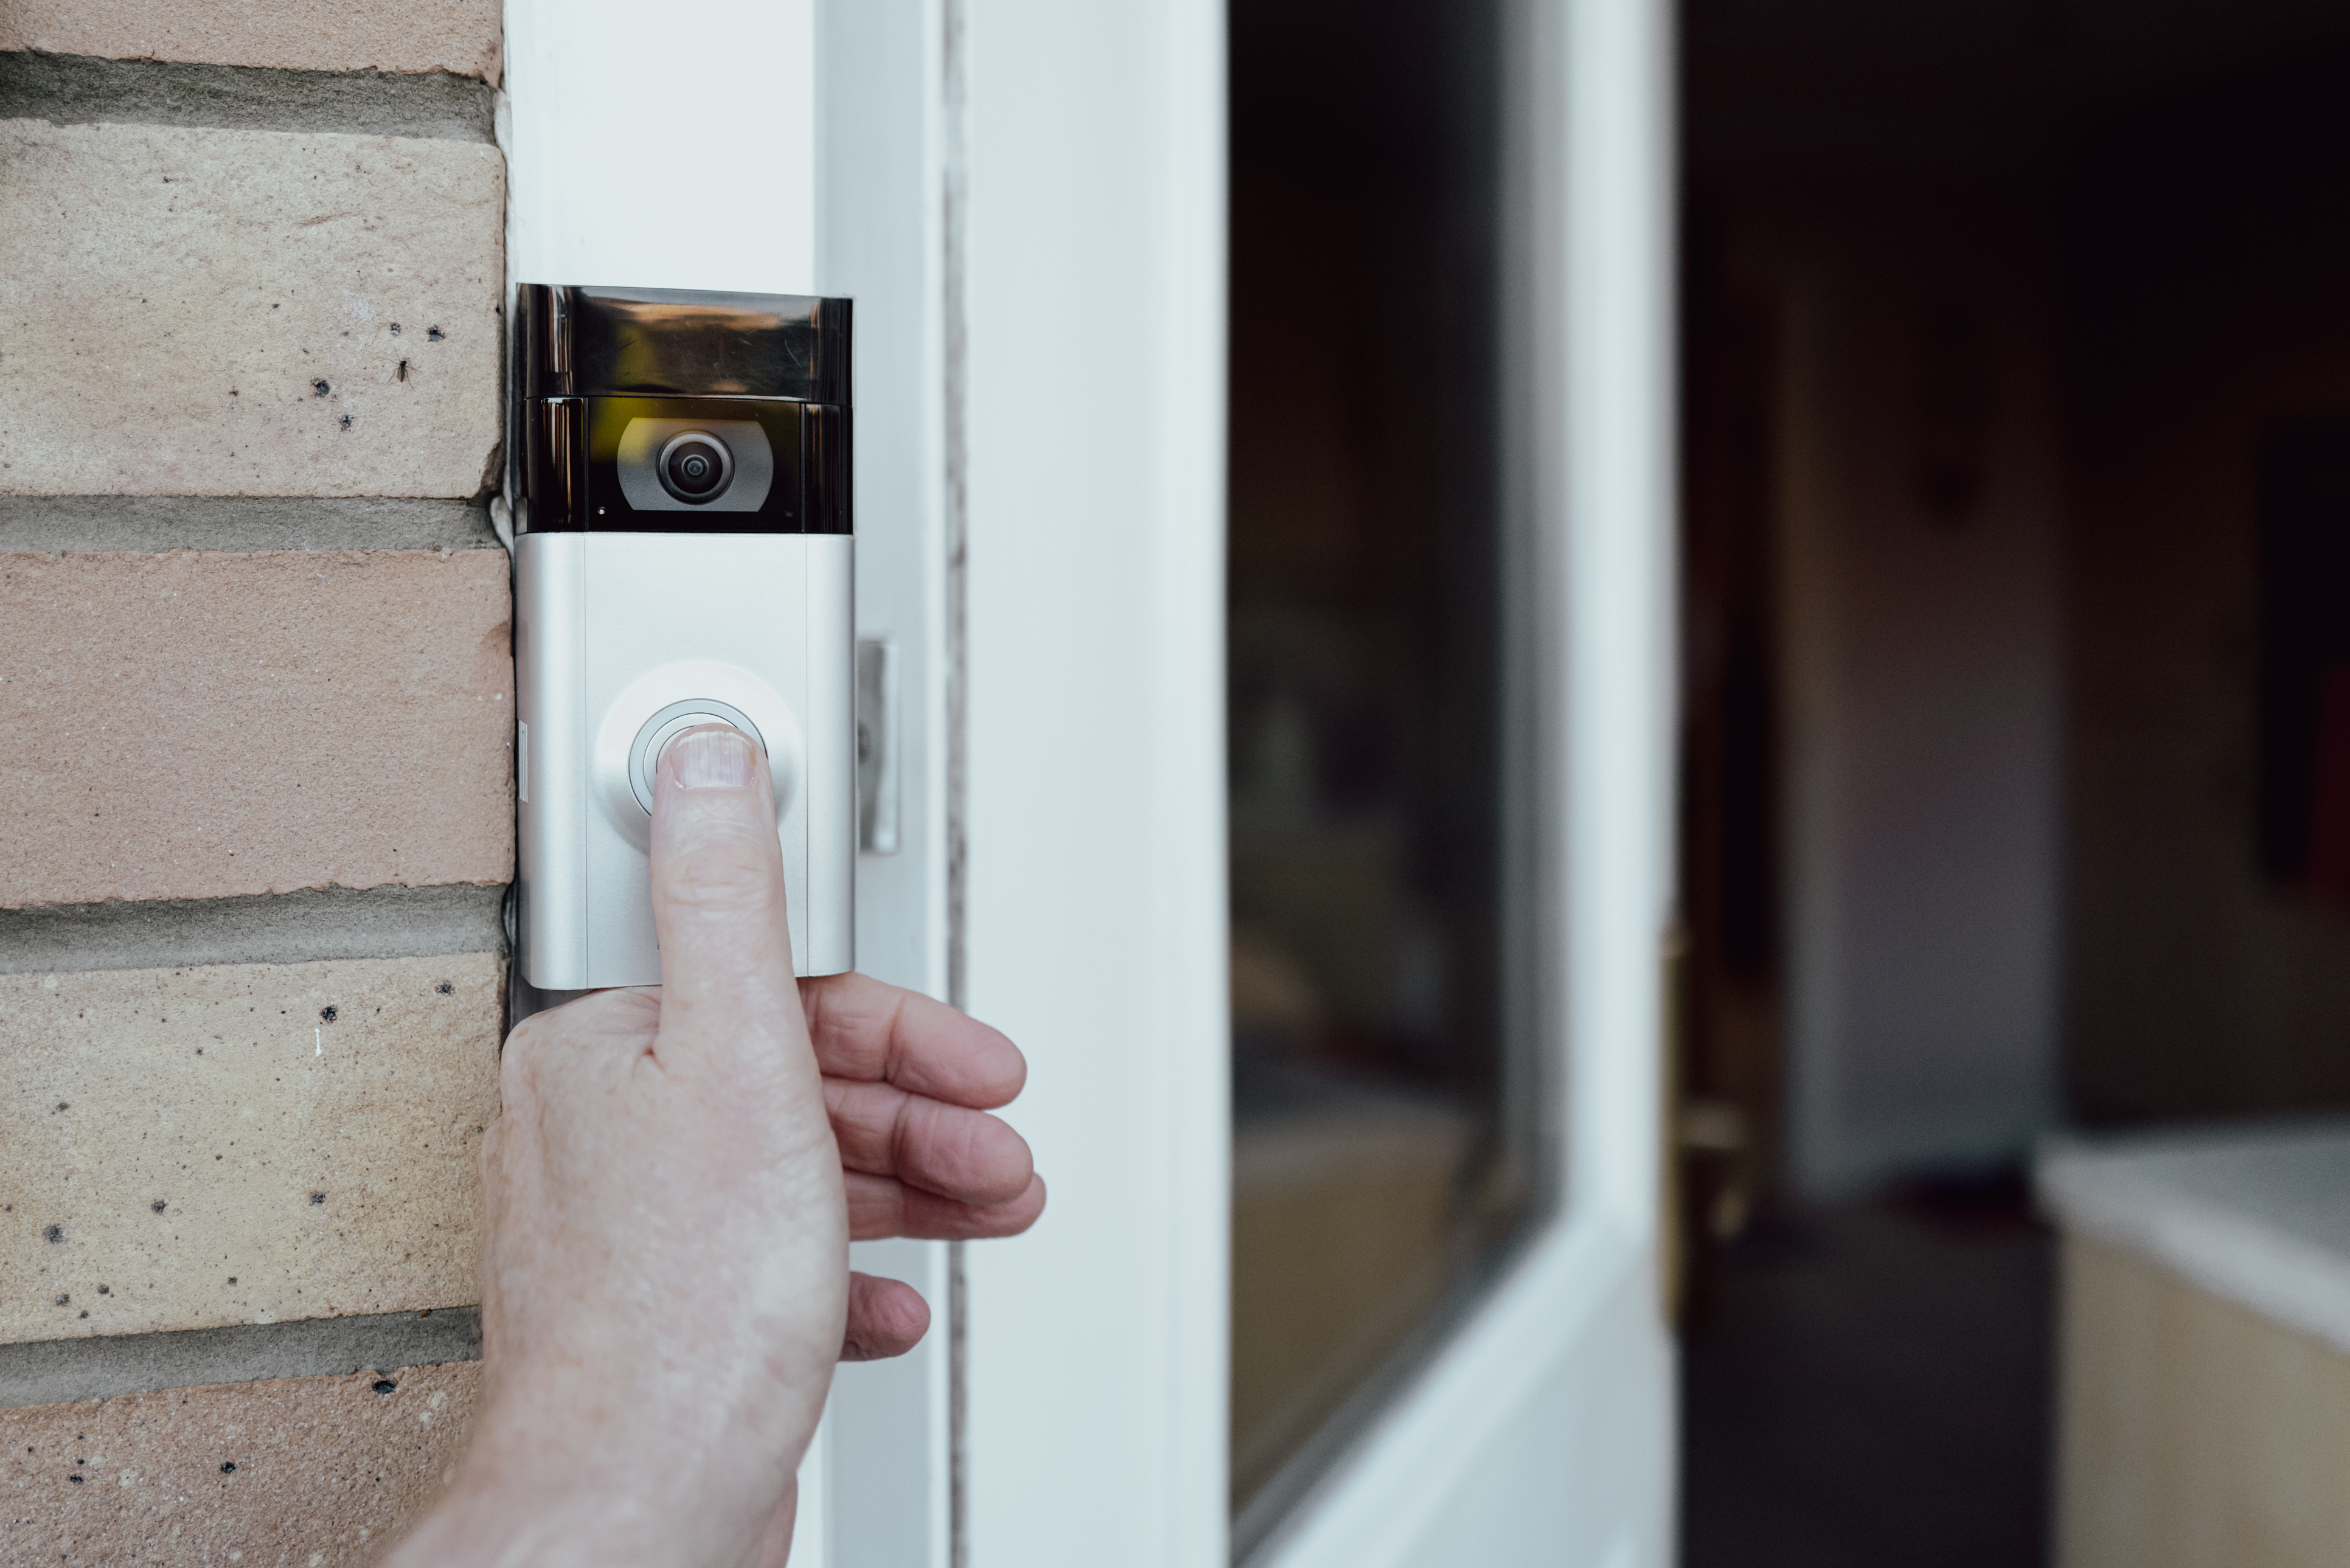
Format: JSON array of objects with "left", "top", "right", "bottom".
[{"left": 1, "top": 12, "right": 509, "bottom": 1560}]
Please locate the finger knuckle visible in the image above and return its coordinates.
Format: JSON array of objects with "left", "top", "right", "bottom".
[{"left": 662, "top": 840, "right": 782, "bottom": 914}]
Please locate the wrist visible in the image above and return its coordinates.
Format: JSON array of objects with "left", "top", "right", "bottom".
[
  {"left": 388, "top": 1463, "right": 711, "bottom": 1568},
  {"left": 385, "top": 1382, "right": 794, "bottom": 1568}
]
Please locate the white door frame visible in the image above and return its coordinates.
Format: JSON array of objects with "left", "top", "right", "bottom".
[
  {"left": 817, "top": 4, "right": 957, "bottom": 1564},
  {"left": 509, "top": 0, "right": 1676, "bottom": 1558},
  {"left": 952, "top": 1, "right": 1232, "bottom": 1563}
]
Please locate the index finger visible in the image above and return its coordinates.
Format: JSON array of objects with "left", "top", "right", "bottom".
[
  {"left": 647, "top": 725, "right": 804, "bottom": 1072},
  {"left": 799, "top": 971, "right": 1027, "bottom": 1109}
]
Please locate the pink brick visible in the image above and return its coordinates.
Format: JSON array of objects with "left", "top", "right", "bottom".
[{"left": 0, "top": 549, "right": 512, "bottom": 908}]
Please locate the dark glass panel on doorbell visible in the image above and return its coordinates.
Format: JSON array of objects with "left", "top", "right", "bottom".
[{"left": 511, "top": 285, "right": 852, "bottom": 535}]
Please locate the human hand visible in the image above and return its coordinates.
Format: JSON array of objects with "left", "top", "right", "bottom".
[
  {"left": 388, "top": 726, "right": 1041, "bottom": 1568},
  {"left": 805, "top": 966, "right": 1047, "bottom": 1359}
]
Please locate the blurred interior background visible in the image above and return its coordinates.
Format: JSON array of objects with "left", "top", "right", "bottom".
[
  {"left": 1226, "top": 0, "right": 2350, "bottom": 1559},
  {"left": 1677, "top": 1, "right": 2350, "bottom": 1561}
]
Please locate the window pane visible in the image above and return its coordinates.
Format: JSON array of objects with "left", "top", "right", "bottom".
[{"left": 1228, "top": 0, "right": 1532, "bottom": 1537}]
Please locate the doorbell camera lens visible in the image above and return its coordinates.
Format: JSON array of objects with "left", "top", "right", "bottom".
[{"left": 658, "top": 432, "right": 732, "bottom": 503}]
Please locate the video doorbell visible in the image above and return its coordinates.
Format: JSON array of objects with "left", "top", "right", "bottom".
[{"left": 510, "top": 285, "right": 854, "bottom": 988}]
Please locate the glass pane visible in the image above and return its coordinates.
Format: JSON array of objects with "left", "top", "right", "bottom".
[{"left": 1227, "top": 0, "right": 1533, "bottom": 1538}]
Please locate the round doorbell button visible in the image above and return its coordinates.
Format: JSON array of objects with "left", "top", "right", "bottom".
[
  {"left": 628, "top": 698, "right": 766, "bottom": 814},
  {"left": 591, "top": 659, "right": 804, "bottom": 850}
]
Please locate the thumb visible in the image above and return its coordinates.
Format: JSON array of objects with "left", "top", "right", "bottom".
[{"left": 648, "top": 724, "right": 800, "bottom": 1049}]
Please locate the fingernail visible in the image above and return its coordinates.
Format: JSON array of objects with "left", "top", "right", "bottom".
[{"left": 668, "top": 727, "right": 757, "bottom": 790}]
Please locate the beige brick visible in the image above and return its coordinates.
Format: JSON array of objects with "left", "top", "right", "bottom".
[
  {"left": 0, "top": 121, "right": 502, "bottom": 498},
  {"left": 0, "top": 954, "right": 499, "bottom": 1342},
  {"left": 2, "top": 1360, "right": 478, "bottom": 1564},
  {"left": 0, "top": 549, "right": 512, "bottom": 909},
  {"left": 0, "top": 1, "right": 501, "bottom": 83}
]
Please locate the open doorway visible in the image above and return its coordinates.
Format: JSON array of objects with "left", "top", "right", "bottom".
[{"left": 1675, "top": 1, "right": 2350, "bottom": 1562}]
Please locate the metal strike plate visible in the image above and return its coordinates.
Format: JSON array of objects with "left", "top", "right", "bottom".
[{"left": 857, "top": 637, "right": 899, "bottom": 855}]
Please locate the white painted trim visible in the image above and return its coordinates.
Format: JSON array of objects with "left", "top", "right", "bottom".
[
  {"left": 815, "top": 2, "right": 957, "bottom": 1563},
  {"left": 504, "top": 0, "right": 816, "bottom": 293},
  {"left": 956, "top": 1, "right": 1229, "bottom": 1563}
]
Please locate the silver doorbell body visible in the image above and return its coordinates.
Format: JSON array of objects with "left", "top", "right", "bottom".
[{"left": 510, "top": 285, "right": 854, "bottom": 988}]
